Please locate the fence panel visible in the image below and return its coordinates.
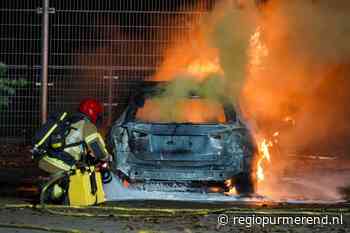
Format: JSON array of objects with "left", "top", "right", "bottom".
[
  {"left": 0, "top": 0, "right": 217, "bottom": 143},
  {"left": 0, "top": 0, "right": 42, "bottom": 143}
]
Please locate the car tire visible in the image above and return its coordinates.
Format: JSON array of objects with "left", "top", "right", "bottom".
[{"left": 235, "top": 172, "right": 255, "bottom": 196}]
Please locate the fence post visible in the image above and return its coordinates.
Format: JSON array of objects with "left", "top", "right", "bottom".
[
  {"left": 107, "top": 71, "right": 113, "bottom": 125},
  {"left": 41, "top": 0, "right": 50, "bottom": 124}
]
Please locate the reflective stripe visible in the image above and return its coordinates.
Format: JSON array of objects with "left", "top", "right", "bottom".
[
  {"left": 35, "top": 123, "right": 58, "bottom": 147},
  {"left": 59, "top": 112, "right": 68, "bottom": 121},
  {"left": 96, "top": 134, "right": 107, "bottom": 149},
  {"left": 85, "top": 132, "right": 99, "bottom": 143},
  {"left": 95, "top": 134, "right": 108, "bottom": 155},
  {"left": 49, "top": 150, "right": 77, "bottom": 166},
  {"left": 41, "top": 156, "right": 71, "bottom": 171},
  {"left": 35, "top": 112, "right": 68, "bottom": 147},
  {"left": 51, "top": 142, "right": 62, "bottom": 148}
]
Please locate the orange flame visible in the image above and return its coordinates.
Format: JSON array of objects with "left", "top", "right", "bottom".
[
  {"left": 224, "top": 179, "right": 237, "bottom": 195},
  {"left": 186, "top": 58, "right": 223, "bottom": 80},
  {"left": 256, "top": 138, "right": 273, "bottom": 182},
  {"left": 136, "top": 98, "right": 226, "bottom": 123}
]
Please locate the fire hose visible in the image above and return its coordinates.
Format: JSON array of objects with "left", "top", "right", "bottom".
[
  {"left": 0, "top": 223, "right": 82, "bottom": 233},
  {"left": 40, "top": 170, "right": 71, "bottom": 205}
]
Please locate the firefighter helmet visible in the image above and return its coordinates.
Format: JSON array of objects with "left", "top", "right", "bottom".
[{"left": 79, "top": 99, "right": 103, "bottom": 124}]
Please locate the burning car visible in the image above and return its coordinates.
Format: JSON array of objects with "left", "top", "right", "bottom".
[{"left": 109, "top": 82, "right": 257, "bottom": 195}]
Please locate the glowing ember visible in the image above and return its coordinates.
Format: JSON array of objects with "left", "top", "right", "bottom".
[
  {"left": 272, "top": 131, "right": 280, "bottom": 137},
  {"left": 224, "top": 187, "right": 237, "bottom": 196},
  {"left": 284, "top": 116, "right": 296, "bottom": 125},
  {"left": 224, "top": 179, "right": 232, "bottom": 187},
  {"left": 123, "top": 180, "right": 130, "bottom": 188},
  {"left": 256, "top": 138, "right": 273, "bottom": 182},
  {"left": 224, "top": 179, "right": 237, "bottom": 195},
  {"left": 208, "top": 187, "right": 222, "bottom": 193}
]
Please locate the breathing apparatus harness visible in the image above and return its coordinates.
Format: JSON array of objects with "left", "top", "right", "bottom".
[{"left": 31, "top": 112, "right": 87, "bottom": 163}]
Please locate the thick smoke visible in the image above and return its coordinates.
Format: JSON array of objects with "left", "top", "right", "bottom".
[
  {"left": 152, "top": 0, "right": 350, "bottom": 200},
  {"left": 147, "top": 0, "right": 258, "bottom": 122},
  {"left": 74, "top": 0, "right": 350, "bottom": 200}
]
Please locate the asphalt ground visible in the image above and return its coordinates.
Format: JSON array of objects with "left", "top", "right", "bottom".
[
  {"left": 0, "top": 199, "right": 349, "bottom": 233},
  {"left": 1, "top": 145, "right": 350, "bottom": 232}
]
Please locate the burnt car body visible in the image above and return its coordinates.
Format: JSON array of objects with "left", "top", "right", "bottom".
[{"left": 109, "top": 83, "right": 257, "bottom": 194}]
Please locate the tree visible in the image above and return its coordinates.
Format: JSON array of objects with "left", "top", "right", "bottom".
[{"left": 0, "top": 62, "right": 29, "bottom": 109}]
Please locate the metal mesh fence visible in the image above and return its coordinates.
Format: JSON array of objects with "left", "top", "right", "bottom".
[
  {"left": 0, "top": 0, "right": 42, "bottom": 143},
  {"left": 0, "top": 0, "right": 217, "bottom": 144}
]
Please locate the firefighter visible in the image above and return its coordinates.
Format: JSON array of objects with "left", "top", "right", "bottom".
[{"left": 32, "top": 99, "right": 110, "bottom": 202}]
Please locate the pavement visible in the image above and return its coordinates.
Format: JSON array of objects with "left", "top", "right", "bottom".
[
  {"left": 1, "top": 145, "right": 350, "bottom": 232},
  {"left": 0, "top": 198, "right": 349, "bottom": 233}
]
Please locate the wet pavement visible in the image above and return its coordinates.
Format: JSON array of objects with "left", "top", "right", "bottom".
[
  {"left": 1, "top": 145, "right": 350, "bottom": 232},
  {"left": 0, "top": 198, "right": 349, "bottom": 233}
]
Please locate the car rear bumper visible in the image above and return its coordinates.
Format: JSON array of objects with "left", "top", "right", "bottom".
[{"left": 123, "top": 165, "right": 243, "bottom": 182}]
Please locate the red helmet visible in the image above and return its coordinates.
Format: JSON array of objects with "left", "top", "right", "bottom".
[{"left": 79, "top": 99, "right": 103, "bottom": 124}]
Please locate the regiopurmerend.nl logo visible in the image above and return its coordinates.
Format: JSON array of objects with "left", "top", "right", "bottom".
[{"left": 217, "top": 213, "right": 344, "bottom": 228}]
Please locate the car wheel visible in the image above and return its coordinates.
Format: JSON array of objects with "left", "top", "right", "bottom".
[{"left": 235, "top": 172, "right": 255, "bottom": 196}]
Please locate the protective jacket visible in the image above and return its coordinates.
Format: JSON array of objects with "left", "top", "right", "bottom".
[{"left": 36, "top": 114, "right": 109, "bottom": 174}]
